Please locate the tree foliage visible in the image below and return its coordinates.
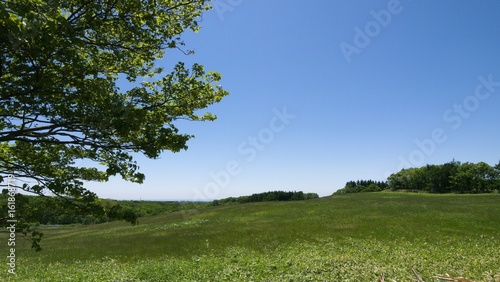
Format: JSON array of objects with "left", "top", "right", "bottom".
[
  {"left": 335, "top": 161, "right": 500, "bottom": 195},
  {"left": 213, "top": 191, "right": 320, "bottom": 206},
  {"left": 0, "top": 192, "right": 212, "bottom": 226},
  {"left": 0, "top": 0, "right": 228, "bottom": 249},
  {"left": 387, "top": 160, "right": 500, "bottom": 194},
  {"left": 334, "top": 180, "right": 388, "bottom": 195}
]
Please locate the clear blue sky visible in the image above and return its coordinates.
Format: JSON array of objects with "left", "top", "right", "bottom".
[{"left": 88, "top": 0, "right": 500, "bottom": 200}]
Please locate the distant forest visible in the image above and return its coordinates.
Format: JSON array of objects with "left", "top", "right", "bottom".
[
  {"left": 0, "top": 194, "right": 209, "bottom": 226},
  {"left": 0, "top": 191, "right": 319, "bottom": 226},
  {"left": 212, "top": 191, "right": 319, "bottom": 206},
  {"left": 335, "top": 160, "right": 500, "bottom": 194}
]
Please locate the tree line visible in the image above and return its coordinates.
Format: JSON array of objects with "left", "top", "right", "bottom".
[
  {"left": 335, "top": 160, "right": 500, "bottom": 195},
  {"left": 213, "top": 191, "right": 319, "bottom": 206},
  {"left": 0, "top": 193, "right": 211, "bottom": 226},
  {"left": 334, "top": 180, "right": 389, "bottom": 194},
  {"left": 387, "top": 160, "right": 500, "bottom": 193},
  {"left": 0, "top": 190, "right": 319, "bottom": 229}
]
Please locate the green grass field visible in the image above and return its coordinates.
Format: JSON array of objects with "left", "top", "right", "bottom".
[{"left": 1, "top": 192, "right": 499, "bottom": 281}]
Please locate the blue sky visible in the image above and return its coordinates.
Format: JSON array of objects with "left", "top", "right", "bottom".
[{"left": 88, "top": 0, "right": 500, "bottom": 200}]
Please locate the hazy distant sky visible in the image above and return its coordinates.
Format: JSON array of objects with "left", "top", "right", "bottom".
[{"left": 87, "top": 0, "right": 500, "bottom": 200}]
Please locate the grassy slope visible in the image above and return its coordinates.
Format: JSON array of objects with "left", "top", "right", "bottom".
[{"left": 1, "top": 192, "right": 499, "bottom": 281}]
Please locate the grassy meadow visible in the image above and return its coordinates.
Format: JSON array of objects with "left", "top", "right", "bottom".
[{"left": 1, "top": 192, "right": 499, "bottom": 281}]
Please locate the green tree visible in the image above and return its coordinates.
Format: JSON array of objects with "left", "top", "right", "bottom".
[
  {"left": 452, "top": 162, "right": 499, "bottom": 193},
  {"left": 437, "top": 160, "right": 460, "bottom": 193},
  {"left": 387, "top": 170, "right": 406, "bottom": 191},
  {"left": 363, "top": 183, "right": 381, "bottom": 192},
  {"left": 451, "top": 162, "right": 477, "bottom": 193},
  {"left": 387, "top": 168, "right": 422, "bottom": 191},
  {"left": 304, "top": 192, "right": 319, "bottom": 199},
  {"left": 0, "top": 0, "right": 228, "bottom": 249}
]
